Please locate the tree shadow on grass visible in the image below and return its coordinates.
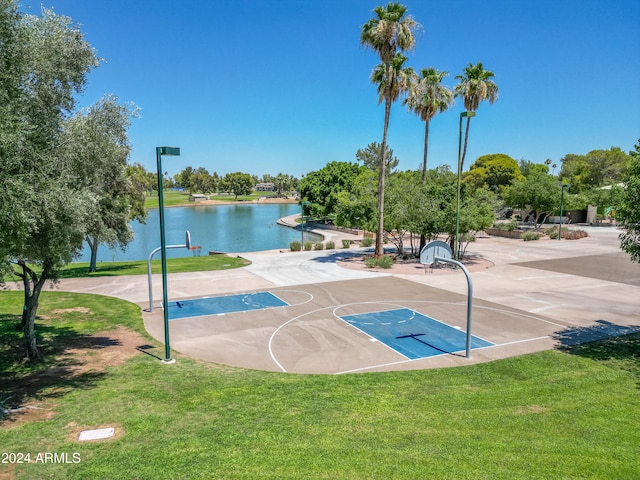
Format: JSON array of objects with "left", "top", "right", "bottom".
[
  {"left": 0, "top": 316, "right": 121, "bottom": 422},
  {"left": 552, "top": 320, "right": 640, "bottom": 384}
]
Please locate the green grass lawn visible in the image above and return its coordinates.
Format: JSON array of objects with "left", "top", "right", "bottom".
[
  {"left": 144, "top": 191, "right": 286, "bottom": 209},
  {"left": 143, "top": 190, "right": 192, "bottom": 208},
  {"left": 209, "top": 192, "right": 276, "bottom": 202},
  {"left": 57, "top": 255, "right": 249, "bottom": 279},
  {"left": 1, "top": 291, "right": 638, "bottom": 479}
]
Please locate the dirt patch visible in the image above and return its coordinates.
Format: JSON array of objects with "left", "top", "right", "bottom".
[
  {"left": 62, "top": 325, "right": 147, "bottom": 372},
  {"left": 39, "top": 307, "right": 92, "bottom": 320},
  {"left": 1, "top": 326, "right": 149, "bottom": 427},
  {"left": 337, "top": 253, "right": 494, "bottom": 275}
]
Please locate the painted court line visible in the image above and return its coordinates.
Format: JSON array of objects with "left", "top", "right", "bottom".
[
  {"left": 270, "top": 298, "right": 566, "bottom": 374},
  {"left": 165, "top": 291, "right": 288, "bottom": 320},
  {"left": 339, "top": 308, "right": 494, "bottom": 360}
]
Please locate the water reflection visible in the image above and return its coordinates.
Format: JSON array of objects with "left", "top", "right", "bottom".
[{"left": 78, "top": 203, "right": 320, "bottom": 262}]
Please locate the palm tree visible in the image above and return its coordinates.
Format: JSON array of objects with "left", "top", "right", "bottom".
[
  {"left": 361, "top": 2, "right": 420, "bottom": 256},
  {"left": 454, "top": 62, "right": 498, "bottom": 170},
  {"left": 405, "top": 67, "right": 454, "bottom": 182}
]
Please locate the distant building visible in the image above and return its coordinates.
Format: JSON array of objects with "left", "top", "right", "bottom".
[
  {"left": 189, "top": 194, "right": 208, "bottom": 202},
  {"left": 255, "top": 182, "right": 275, "bottom": 192}
]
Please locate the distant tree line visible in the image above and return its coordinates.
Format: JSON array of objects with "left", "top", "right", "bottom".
[
  {"left": 122, "top": 166, "right": 301, "bottom": 201},
  {"left": 298, "top": 141, "right": 637, "bottom": 259}
]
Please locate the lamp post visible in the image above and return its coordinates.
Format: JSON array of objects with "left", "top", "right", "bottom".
[
  {"left": 455, "top": 111, "right": 476, "bottom": 260},
  {"left": 300, "top": 201, "right": 304, "bottom": 245},
  {"left": 156, "top": 146, "right": 180, "bottom": 364},
  {"left": 558, "top": 183, "right": 571, "bottom": 241}
]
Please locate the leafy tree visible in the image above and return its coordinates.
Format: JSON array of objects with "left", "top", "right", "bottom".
[
  {"left": 356, "top": 141, "right": 399, "bottom": 176},
  {"left": 174, "top": 166, "right": 195, "bottom": 191},
  {"left": 503, "top": 172, "right": 560, "bottom": 228},
  {"left": 454, "top": 62, "right": 499, "bottom": 169},
  {"left": 383, "top": 171, "right": 418, "bottom": 256},
  {"left": 361, "top": 2, "right": 420, "bottom": 256},
  {"left": 413, "top": 166, "right": 458, "bottom": 248},
  {"left": 127, "top": 163, "right": 154, "bottom": 197},
  {"left": 559, "top": 147, "right": 631, "bottom": 192},
  {"left": 618, "top": 141, "right": 640, "bottom": 262},
  {"left": 519, "top": 159, "right": 550, "bottom": 178},
  {"left": 221, "top": 172, "right": 253, "bottom": 199},
  {"left": 464, "top": 153, "right": 524, "bottom": 194},
  {"left": 0, "top": 2, "right": 99, "bottom": 359},
  {"left": 274, "top": 172, "right": 295, "bottom": 196},
  {"left": 298, "top": 161, "right": 366, "bottom": 217},
  {"left": 261, "top": 173, "right": 275, "bottom": 184},
  {"left": 192, "top": 170, "right": 217, "bottom": 194},
  {"left": 447, "top": 188, "right": 499, "bottom": 258},
  {"left": 334, "top": 169, "right": 378, "bottom": 232},
  {"left": 61, "top": 95, "right": 142, "bottom": 272},
  {"left": 405, "top": 67, "right": 454, "bottom": 181}
]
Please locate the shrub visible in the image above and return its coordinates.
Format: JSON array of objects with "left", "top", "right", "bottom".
[
  {"left": 314, "top": 242, "right": 324, "bottom": 250},
  {"left": 543, "top": 226, "right": 582, "bottom": 240},
  {"left": 521, "top": 231, "right": 541, "bottom": 241},
  {"left": 303, "top": 241, "right": 313, "bottom": 251},
  {"left": 341, "top": 239, "right": 350, "bottom": 249},
  {"left": 494, "top": 219, "right": 519, "bottom": 231},
  {"left": 361, "top": 236, "right": 373, "bottom": 247},
  {"left": 364, "top": 255, "right": 394, "bottom": 269},
  {"left": 326, "top": 240, "right": 335, "bottom": 250},
  {"left": 562, "top": 229, "right": 589, "bottom": 240},
  {"left": 289, "top": 241, "right": 301, "bottom": 251}
]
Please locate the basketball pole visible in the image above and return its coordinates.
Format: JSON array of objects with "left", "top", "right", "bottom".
[{"left": 435, "top": 256, "right": 473, "bottom": 358}]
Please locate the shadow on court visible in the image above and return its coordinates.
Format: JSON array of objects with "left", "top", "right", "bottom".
[{"left": 514, "top": 252, "right": 640, "bottom": 286}]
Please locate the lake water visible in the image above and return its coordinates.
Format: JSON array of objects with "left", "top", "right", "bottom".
[{"left": 78, "top": 203, "right": 321, "bottom": 262}]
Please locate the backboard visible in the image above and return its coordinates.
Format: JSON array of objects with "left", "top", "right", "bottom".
[{"left": 420, "top": 240, "right": 452, "bottom": 266}]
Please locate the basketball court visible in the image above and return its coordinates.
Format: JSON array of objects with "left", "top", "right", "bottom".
[{"left": 143, "top": 274, "right": 605, "bottom": 374}]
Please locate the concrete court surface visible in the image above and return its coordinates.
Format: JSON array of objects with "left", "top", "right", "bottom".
[{"left": 40, "top": 225, "right": 640, "bottom": 374}]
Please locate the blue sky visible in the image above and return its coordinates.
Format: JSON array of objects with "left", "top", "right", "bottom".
[{"left": 20, "top": 0, "right": 640, "bottom": 179}]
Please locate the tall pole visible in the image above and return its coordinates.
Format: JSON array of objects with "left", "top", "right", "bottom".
[
  {"left": 455, "top": 111, "right": 475, "bottom": 260},
  {"left": 156, "top": 146, "right": 180, "bottom": 364},
  {"left": 558, "top": 184, "right": 570, "bottom": 241},
  {"left": 455, "top": 114, "right": 463, "bottom": 261},
  {"left": 156, "top": 148, "right": 173, "bottom": 363}
]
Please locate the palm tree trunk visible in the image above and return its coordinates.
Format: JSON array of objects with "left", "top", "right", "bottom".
[
  {"left": 376, "top": 78, "right": 393, "bottom": 257},
  {"left": 419, "top": 119, "right": 431, "bottom": 253},
  {"left": 421, "top": 120, "right": 430, "bottom": 183},
  {"left": 460, "top": 116, "right": 472, "bottom": 169},
  {"left": 375, "top": 63, "right": 391, "bottom": 256}
]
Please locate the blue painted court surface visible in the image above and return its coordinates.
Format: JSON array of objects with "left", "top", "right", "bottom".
[
  {"left": 340, "top": 308, "right": 493, "bottom": 359},
  {"left": 165, "top": 292, "right": 288, "bottom": 320}
]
